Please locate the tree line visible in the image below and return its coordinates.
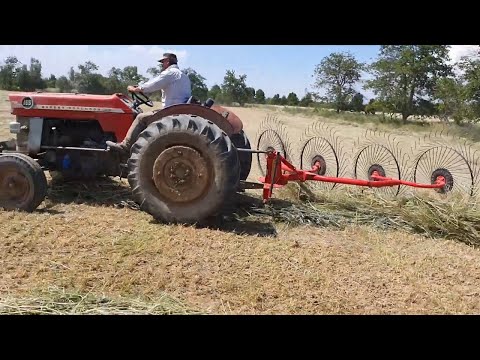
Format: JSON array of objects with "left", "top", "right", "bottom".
[
  {"left": 0, "top": 56, "right": 315, "bottom": 108},
  {"left": 313, "top": 45, "right": 480, "bottom": 124},
  {"left": 1, "top": 45, "right": 479, "bottom": 124}
]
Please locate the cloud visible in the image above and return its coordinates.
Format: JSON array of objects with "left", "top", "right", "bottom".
[
  {"left": 449, "top": 45, "right": 479, "bottom": 63},
  {"left": 0, "top": 45, "right": 189, "bottom": 79}
]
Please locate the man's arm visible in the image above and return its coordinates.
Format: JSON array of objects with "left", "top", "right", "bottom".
[{"left": 134, "top": 71, "right": 174, "bottom": 94}]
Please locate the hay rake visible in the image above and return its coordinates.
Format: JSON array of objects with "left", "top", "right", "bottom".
[
  {"left": 298, "top": 120, "right": 349, "bottom": 191},
  {"left": 410, "top": 130, "right": 480, "bottom": 197},
  {"left": 240, "top": 116, "right": 480, "bottom": 203}
]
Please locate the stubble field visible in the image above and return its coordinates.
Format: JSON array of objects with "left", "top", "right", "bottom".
[{"left": 1, "top": 90, "right": 480, "bottom": 315}]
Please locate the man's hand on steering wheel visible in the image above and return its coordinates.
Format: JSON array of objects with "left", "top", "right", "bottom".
[
  {"left": 127, "top": 85, "right": 142, "bottom": 93},
  {"left": 128, "top": 85, "right": 154, "bottom": 108}
]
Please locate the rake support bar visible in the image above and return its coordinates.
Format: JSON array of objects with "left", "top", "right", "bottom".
[{"left": 259, "top": 150, "right": 446, "bottom": 203}]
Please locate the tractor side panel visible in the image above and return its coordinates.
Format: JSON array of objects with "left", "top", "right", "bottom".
[
  {"left": 12, "top": 110, "right": 133, "bottom": 143},
  {"left": 9, "top": 93, "right": 136, "bottom": 142},
  {"left": 91, "top": 113, "right": 134, "bottom": 141}
]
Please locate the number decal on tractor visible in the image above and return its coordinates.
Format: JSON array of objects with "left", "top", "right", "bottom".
[{"left": 21, "top": 96, "right": 34, "bottom": 109}]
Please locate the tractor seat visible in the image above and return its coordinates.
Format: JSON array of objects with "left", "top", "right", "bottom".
[
  {"left": 204, "top": 98, "right": 214, "bottom": 108},
  {"left": 186, "top": 96, "right": 215, "bottom": 108}
]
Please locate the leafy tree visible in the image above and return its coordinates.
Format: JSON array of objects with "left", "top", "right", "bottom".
[
  {"left": 313, "top": 51, "right": 365, "bottom": 113},
  {"left": 374, "top": 99, "right": 399, "bottom": 120},
  {"left": 28, "top": 58, "right": 45, "bottom": 90},
  {"left": 0, "top": 56, "right": 45, "bottom": 91},
  {"left": 349, "top": 92, "right": 365, "bottom": 112},
  {"left": 46, "top": 74, "right": 57, "bottom": 88},
  {"left": 183, "top": 68, "right": 208, "bottom": 100},
  {"left": 246, "top": 87, "right": 256, "bottom": 103},
  {"left": 255, "top": 89, "right": 266, "bottom": 104},
  {"left": 16, "top": 64, "right": 31, "bottom": 91},
  {"left": 364, "top": 98, "right": 376, "bottom": 114},
  {"left": 414, "top": 99, "right": 437, "bottom": 118},
  {"left": 74, "top": 61, "right": 107, "bottom": 94},
  {"left": 68, "top": 67, "right": 75, "bottom": 82},
  {"left": 78, "top": 61, "right": 98, "bottom": 75},
  {"left": 365, "top": 45, "right": 452, "bottom": 123},
  {"left": 147, "top": 66, "right": 162, "bottom": 77},
  {"left": 287, "top": 92, "right": 299, "bottom": 106},
  {"left": 270, "top": 94, "right": 281, "bottom": 105},
  {"left": 104, "top": 67, "right": 125, "bottom": 94},
  {"left": 208, "top": 84, "right": 222, "bottom": 101},
  {"left": 56, "top": 76, "right": 72, "bottom": 92},
  {"left": 121, "top": 66, "right": 147, "bottom": 85},
  {"left": 0, "top": 56, "right": 20, "bottom": 90},
  {"left": 221, "top": 70, "right": 249, "bottom": 106},
  {"left": 299, "top": 92, "right": 314, "bottom": 107},
  {"left": 458, "top": 57, "right": 480, "bottom": 122},
  {"left": 4, "top": 56, "right": 19, "bottom": 68}
]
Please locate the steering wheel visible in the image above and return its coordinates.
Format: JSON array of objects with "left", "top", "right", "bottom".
[{"left": 130, "top": 89, "right": 154, "bottom": 108}]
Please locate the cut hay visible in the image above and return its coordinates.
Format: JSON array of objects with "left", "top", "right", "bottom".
[
  {"left": 238, "top": 188, "right": 480, "bottom": 247},
  {"left": 0, "top": 287, "right": 201, "bottom": 315}
]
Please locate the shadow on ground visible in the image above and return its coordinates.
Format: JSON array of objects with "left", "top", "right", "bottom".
[
  {"left": 191, "top": 192, "right": 291, "bottom": 237},
  {"left": 44, "top": 176, "right": 286, "bottom": 237},
  {"left": 46, "top": 175, "right": 134, "bottom": 208}
]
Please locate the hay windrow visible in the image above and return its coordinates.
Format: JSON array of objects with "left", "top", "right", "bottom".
[
  {"left": 0, "top": 287, "right": 201, "bottom": 315},
  {"left": 238, "top": 187, "right": 480, "bottom": 247}
]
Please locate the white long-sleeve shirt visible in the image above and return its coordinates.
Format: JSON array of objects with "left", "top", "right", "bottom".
[{"left": 139, "top": 64, "right": 192, "bottom": 107}]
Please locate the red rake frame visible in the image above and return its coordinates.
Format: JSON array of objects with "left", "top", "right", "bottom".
[{"left": 246, "top": 149, "right": 447, "bottom": 203}]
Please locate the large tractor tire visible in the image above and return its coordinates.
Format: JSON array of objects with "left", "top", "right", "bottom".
[
  {"left": 127, "top": 114, "right": 240, "bottom": 224},
  {"left": 0, "top": 153, "right": 48, "bottom": 212},
  {"left": 230, "top": 130, "right": 252, "bottom": 181}
]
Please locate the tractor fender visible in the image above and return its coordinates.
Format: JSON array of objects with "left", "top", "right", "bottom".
[
  {"left": 210, "top": 105, "right": 243, "bottom": 135},
  {"left": 148, "top": 104, "right": 243, "bottom": 137}
]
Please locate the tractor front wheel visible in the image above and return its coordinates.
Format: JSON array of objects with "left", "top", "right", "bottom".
[
  {"left": 0, "top": 153, "right": 48, "bottom": 212},
  {"left": 127, "top": 115, "right": 240, "bottom": 224}
]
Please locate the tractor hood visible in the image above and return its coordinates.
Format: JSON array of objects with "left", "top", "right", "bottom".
[{"left": 8, "top": 92, "right": 136, "bottom": 117}]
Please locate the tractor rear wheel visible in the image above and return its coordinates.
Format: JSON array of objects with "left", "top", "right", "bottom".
[
  {"left": 127, "top": 114, "right": 240, "bottom": 224},
  {"left": 230, "top": 130, "right": 252, "bottom": 181},
  {"left": 0, "top": 153, "right": 48, "bottom": 212}
]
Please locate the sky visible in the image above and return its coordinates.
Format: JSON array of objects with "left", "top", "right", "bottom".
[{"left": 0, "top": 45, "right": 478, "bottom": 100}]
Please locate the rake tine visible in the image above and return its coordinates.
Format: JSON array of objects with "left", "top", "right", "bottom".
[
  {"left": 410, "top": 128, "right": 480, "bottom": 197},
  {"left": 351, "top": 129, "right": 409, "bottom": 197},
  {"left": 255, "top": 114, "right": 294, "bottom": 176},
  {"left": 297, "top": 119, "right": 348, "bottom": 192}
]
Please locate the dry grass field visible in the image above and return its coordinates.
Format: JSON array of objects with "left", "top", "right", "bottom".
[{"left": 2, "top": 90, "right": 480, "bottom": 315}]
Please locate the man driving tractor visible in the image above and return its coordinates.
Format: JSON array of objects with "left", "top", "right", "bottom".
[{"left": 107, "top": 52, "right": 192, "bottom": 153}]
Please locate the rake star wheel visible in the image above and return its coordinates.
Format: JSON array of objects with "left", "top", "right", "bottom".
[
  {"left": 411, "top": 130, "right": 480, "bottom": 197},
  {"left": 255, "top": 114, "right": 293, "bottom": 176},
  {"left": 412, "top": 129, "right": 480, "bottom": 197},
  {"left": 413, "top": 147, "right": 473, "bottom": 195},
  {"left": 298, "top": 120, "right": 348, "bottom": 191},
  {"left": 352, "top": 130, "right": 408, "bottom": 197}
]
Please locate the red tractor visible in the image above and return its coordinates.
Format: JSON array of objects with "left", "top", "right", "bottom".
[{"left": 0, "top": 91, "right": 253, "bottom": 223}]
